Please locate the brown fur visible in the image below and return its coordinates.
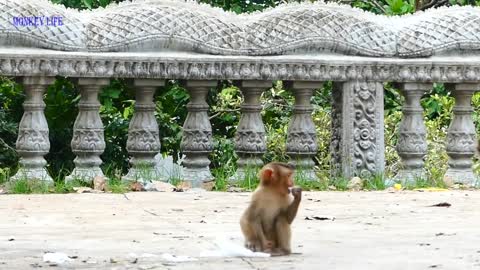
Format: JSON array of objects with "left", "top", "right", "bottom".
[{"left": 240, "top": 162, "right": 302, "bottom": 255}]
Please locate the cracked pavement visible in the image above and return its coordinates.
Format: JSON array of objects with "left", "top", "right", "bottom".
[{"left": 1, "top": 191, "right": 479, "bottom": 269}]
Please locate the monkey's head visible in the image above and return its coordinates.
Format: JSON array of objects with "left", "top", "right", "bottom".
[{"left": 258, "top": 162, "right": 295, "bottom": 195}]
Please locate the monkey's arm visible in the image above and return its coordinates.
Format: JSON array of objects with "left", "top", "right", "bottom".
[{"left": 285, "top": 188, "right": 302, "bottom": 224}]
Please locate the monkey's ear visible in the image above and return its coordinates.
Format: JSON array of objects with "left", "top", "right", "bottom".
[{"left": 259, "top": 167, "right": 274, "bottom": 184}]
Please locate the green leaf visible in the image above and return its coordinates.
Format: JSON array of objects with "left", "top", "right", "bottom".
[
  {"left": 82, "top": 0, "right": 93, "bottom": 9},
  {"left": 123, "top": 105, "right": 134, "bottom": 119},
  {"left": 99, "top": 0, "right": 111, "bottom": 7}
]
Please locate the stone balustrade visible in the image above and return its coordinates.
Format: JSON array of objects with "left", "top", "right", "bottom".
[{"left": 1, "top": 0, "right": 479, "bottom": 187}]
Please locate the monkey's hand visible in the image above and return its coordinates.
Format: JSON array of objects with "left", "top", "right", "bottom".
[{"left": 291, "top": 187, "right": 302, "bottom": 201}]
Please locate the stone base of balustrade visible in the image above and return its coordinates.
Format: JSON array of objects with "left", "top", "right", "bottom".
[
  {"left": 444, "top": 169, "right": 478, "bottom": 187},
  {"left": 395, "top": 169, "right": 426, "bottom": 186},
  {"left": 230, "top": 166, "right": 317, "bottom": 183},
  {"left": 10, "top": 167, "right": 53, "bottom": 184},
  {"left": 293, "top": 169, "right": 317, "bottom": 182},
  {"left": 229, "top": 156, "right": 263, "bottom": 183},
  {"left": 182, "top": 168, "right": 213, "bottom": 188},
  {"left": 121, "top": 168, "right": 179, "bottom": 184},
  {"left": 65, "top": 167, "right": 104, "bottom": 184},
  {"left": 229, "top": 169, "right": 257, "bottom": 184},
  {"left": 288, "top": 156, "right": 317, "bottom": 181}
]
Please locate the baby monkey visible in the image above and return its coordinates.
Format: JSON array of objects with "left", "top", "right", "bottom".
[{"left": 240, "top": 162, "right": 302, "bottom": 256}]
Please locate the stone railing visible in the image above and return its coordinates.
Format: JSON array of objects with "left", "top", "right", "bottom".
[{"left": 1, "top": 0, "right": 479, "bottom": 187}]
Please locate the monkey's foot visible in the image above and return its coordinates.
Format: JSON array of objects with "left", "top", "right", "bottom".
[
  {"left": 264, "top": 240, "right": 274, "bottom": 250},
  {"left": 245, "top": 241, "right": 262, "bottom": 252},
  {"left": 269, "top": 248, "right": 291, "bottom": 256}
]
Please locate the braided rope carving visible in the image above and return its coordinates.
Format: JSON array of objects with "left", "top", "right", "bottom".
[{"left": 1, "top": 0, "right": 480, "bottom": 57}]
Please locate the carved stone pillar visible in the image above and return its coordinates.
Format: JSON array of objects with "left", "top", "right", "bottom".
[
  {"left": 122, "top": 79, "right": 163, "bottom": 183},
  {"left": 395, "top": 83, "right": 431, "bottom": 184},
  {"left": 444, "top": 83, "right": 478, "bottom": 186},
  {"left": 230, "top": 81, "right": 270, "bottom": 182},
  {"left": 285, "top": 81, "right": 322, "bottom": 181},
  {"left": 331, "top": 81, "right": 385, "bottom": 179},
  {"left": 10, "top": 76, "right": 55, "bottom": 183},
  {"left": 66, "top": 78, "right": 109, "bottom": 183},
  {"left": 180, "top": 80, "right": 216, "bottom": 186}
]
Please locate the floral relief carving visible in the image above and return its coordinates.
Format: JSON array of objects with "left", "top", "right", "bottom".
[
  {"left": 352, "top": 82, "right": 378, "bottom": 178},
  {"left": 0, "top": 55, "right": 480, "bottom": 83},
  {"left": 446, "top": 132, "right": 476, "bottom": 154},
  {"left": 16, "top": 129, "right": 49, "bottom": 152},
  {"left": 286, "top": 132, "right": 317, "bottom": 153},
  {"left": 397, "top": 133, "right": 427, "bottom": 153},
  {"left": 71, "top": 129, "right": 105, "bottom": 152},
  {"left": 126, "top": 130, "right": 160, "bottom": 153},
  {"left": 181, "top": 130, "right": 213, "bottom": 152},
  {"left": 234, "top": 130, "right": 266, "bottom": 153}
]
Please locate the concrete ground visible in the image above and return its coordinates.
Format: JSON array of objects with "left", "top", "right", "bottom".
[{"left": 0, "top": 190, "right": 479, "bottom": 270}]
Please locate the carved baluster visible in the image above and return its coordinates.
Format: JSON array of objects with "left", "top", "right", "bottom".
[
  {"left": 331, "top": 81, "right": 385, "bottom": 179},
  {"left": 66, "top": 78, "right": 109, "bottom": 183},
  {"left": 11, "top": 77, "right": 55, "bottom": 183},
  {"left": 285, "top": 81, "right": 322, "bottom": 180},
  {"left": 180, "top": 80, "right": 217, "bottom": 187},
  {"left": 231, "top": 81, "right": 270, "bottom": 182},
  {"left": 444, "top": 83, "right": 478, "bottom": 186},
  {"left": 122, "top": 79, "right": 163, "bottom": 183},
  {"left": 395, "top": 83, "right": 431, "bottom": 184}
]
